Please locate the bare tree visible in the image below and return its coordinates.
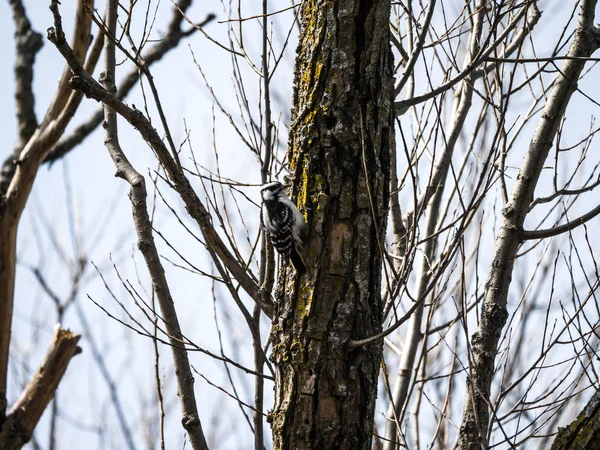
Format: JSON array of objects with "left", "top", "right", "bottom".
[
  {"left": 458, "top": 1, "right": 600, "bottom": 448},
  {"left": 0, "top": 0, "right": 214, "bottom": 447},
  {"left": 2, "top": 0, "right": 600, "bottom": 449}
]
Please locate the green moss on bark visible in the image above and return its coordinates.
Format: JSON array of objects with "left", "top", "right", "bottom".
[{"left": 270, "top": 1, "right": 395, "bottom": 449}]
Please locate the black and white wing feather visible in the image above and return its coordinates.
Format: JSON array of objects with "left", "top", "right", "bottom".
[
  {"left": 261, "top": 199, "right": 306, "bottom": 274},
  {"left": 268, "top": 203, "right": 294, "bottom": 257}
]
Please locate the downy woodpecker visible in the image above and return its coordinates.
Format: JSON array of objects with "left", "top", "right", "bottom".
[{"left": 260, "top": 181, "right": 307, "bottom": 274}]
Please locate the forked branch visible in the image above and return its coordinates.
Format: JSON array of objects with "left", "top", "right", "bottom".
[
  {"left": 47, "top": 0, "right": 273, "bottom": 317},
  {"left": 0, "top": 0, "right": 95, "bottom": 425},
  {"left": 458, "top": 1, "right": 600, "bottom": 448}
]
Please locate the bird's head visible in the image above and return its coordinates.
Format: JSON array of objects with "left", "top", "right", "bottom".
[{"left": 260, "top": 181, "right": 287, "bottom": 202}]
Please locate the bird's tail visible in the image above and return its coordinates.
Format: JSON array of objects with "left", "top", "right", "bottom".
[{"left": 290, "top": 246, "right": 306, "bottom": 275}]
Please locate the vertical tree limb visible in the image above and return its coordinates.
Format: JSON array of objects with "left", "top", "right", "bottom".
[
  {"left": 0, "top": 0, "right": 95, "bottom": 425},
  {"left": 458, "top": 2, "right": 600, "bottom": 448},
  {"left": 0, "top": 0, "right": 43, "bottom": 195},
  {"left": 383, "top": 2, "right": 487, "bottom": 446},
  {"left": 253, "top": 1, "right": 273, "bottom": 447},
  {"left": 100, "top": 1, "right": 208, "bottom": 447}
]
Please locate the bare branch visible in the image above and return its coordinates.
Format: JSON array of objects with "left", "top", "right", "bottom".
[
  {"left": 0, "top": 0, "right": 43, "bottom": 195},
  {"left": 383, "top": 4, "right": 488, "bottom": 446},
  {"left": 458, "top": 1, "right": 600, "bottom": 448},
  {"left": 47, "top": 0, "right": 273, "bottom": 317},
  {"left": 44, "top": 0, "right": 94, "bottom": 125},
  {"left": 394, "top": 0, "right": 436, "bottom": 96},
  {"left": 394, "top": 3, "right": 533, "bottom": 116},
  {"left": 0, "top": 326, "right": 81, "bottom": 450},
  {"left": 44, "top": 8, "right": 216, "bottom": 165},
  {"left": 0, "top": 0, "right": 95, "bottom": 425},
  {"left": 523, "top": 204, "right": 600, "bottom": 240},
  {"left": 100, "top": 1, "right": 209, "bottom": 447}
]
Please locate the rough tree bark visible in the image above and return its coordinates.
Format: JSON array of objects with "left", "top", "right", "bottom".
[
  {"left": 270, "top": 1, "right": 395, "bottom": 449},
  {"left": 458, "top": 1, "right": 600, "bottom": 448},
  {"left": 550, "top": 389, "right": 600, "bottom": 450}
]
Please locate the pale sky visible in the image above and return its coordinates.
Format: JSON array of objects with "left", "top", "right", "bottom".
[{"left": 2, "top": 1, "right": 600, "bottom": 449}]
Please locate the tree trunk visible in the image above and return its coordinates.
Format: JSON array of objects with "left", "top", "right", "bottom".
[
  {"left": 270, "top": 1, "right": 394, "bottom": 449},
  {"left": 550, "top": 390, "right": 600, "bottom": 450}
]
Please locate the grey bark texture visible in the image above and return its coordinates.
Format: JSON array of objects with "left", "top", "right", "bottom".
[
  {"left": 458, "top": 1, "right": 600, "bottom": 448},
  {"left": 0, "top": 0, "right": 43, "bottom": 196},
  {"left": 269, "top": 0, "right": 395, "bottom": 449}
]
